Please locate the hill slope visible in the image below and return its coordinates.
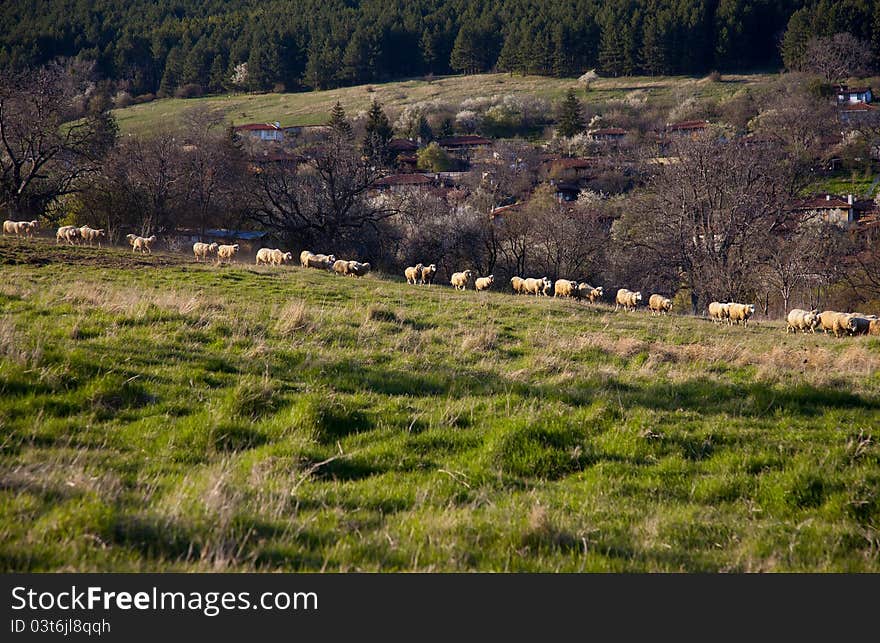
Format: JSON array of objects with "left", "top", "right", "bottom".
[
  {"left": 111, "top": 72, "right": 772, "bottom": 136},
  {"left": 1, "top": 237, "right": 879, "bottom": 571}
]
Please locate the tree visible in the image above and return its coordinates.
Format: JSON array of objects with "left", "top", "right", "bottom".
[
  {"left": 450, "top": 25, "right": 484, "bottom": 74},
  {"left": 363, "top": 99, "right": 393, "bottom": 166},
  {"left": 614, "top": 136, "right": 804, "bottom": 314},
  {"left": 327, "top": 101, "right": 352, "bottom": 139},
  {"left": 802, "top": 33, "right": 874, "bottom": 83},
  {"left": 0, "top": 65, "right": 117, "bottom": 219},
  {"left": 556, "top": 88, "right": 585, "bottom": 138},
  {"left": 416, "top": 142, "right": 452, "bottom": 172}
]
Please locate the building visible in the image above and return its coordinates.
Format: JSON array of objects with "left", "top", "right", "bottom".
[
  {"left": 665, "top": 120, "right": 710, "bottom": 137},
  {"left": 233, "top": 122, "right": 284, "bottom": 142},
  {"left": 790, "top": 194, "right": 856, "bottom": 226},
  {"left": 437, "top": 135, "right": 492, "bottom": 163},
  {"left": 839, "top": 101, "right": 877, "bottom": 124},
  {"left": 836, "top": 85, "right": 873, "bottom": 105},
  {"left": 371, "top": 173, "right": 434, "bottom": 193},
  {"left": 588, "top": 127, "right": 627, "bottom": 142}
]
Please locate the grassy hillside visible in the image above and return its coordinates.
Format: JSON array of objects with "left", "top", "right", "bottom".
[
  {"left": 1, "top": 237, "right": 878, "bottom": 572},
  {"left": 112, "top": 72, "right": 774, "bottom": 136}
]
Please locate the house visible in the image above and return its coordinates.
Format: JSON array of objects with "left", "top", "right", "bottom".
[
  {"left": 542, "top": 157, "right": 598, "bottom": 181},
  {"left": 437, "top": 135, "right": 492, "bottom": 163},
  {"left": 588, "top": 127, "right": 627, "bottom": 142},
  {"left": 233, "top": 122, "right": 284, "bottom": 142},
  {"left": 388, "top": 139, "right": 419, "bottom": 172},
  {"left": 665, "top": 120, "right": 710, "bottom": 137},
  {"left": 372, "top": 173, "right": 434, "bottom": 193},
  {"left": 836, "top": 85, "right": 873, "bottom": 105},
  {"left": 790, "top": 194, "right": 856, "bottom": 226}
]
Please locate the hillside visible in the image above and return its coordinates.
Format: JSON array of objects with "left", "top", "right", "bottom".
[
  {"left": 1, "top": 237, "right": 879, "bottom": 572},
  {"left": 111, "top": 72, "right": 773, "bottom": 136}
]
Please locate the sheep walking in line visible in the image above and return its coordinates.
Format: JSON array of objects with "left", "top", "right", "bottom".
[
  {"left": 450, "top": 270, "right": 474, "bottom": 290},
  {"left": 420, "top": 264, "right": 437, "bottom": 285},
  {"left": 128, "top": 235, "right": 157, "bottom": 254},
  {"left": 475, "top": 275, "right": 494, "bottom": 291},
  {"left": 216, "top": 243, "right": 239, "bottom": 263},
  {"left": 193, "top": 242, "right": 219, "bottom": 262},
  {"left": 4, "top": 220, "right": 38, "bottom": 238},
  {"left": 78, "top": 225, "right": 106, "bottom": 247},
  {"left": 256, "top": 248, "right": 293, "bottom": 266},
  {"left": 648, "top": 294, "right": 672, "bottom": 316},
  {"left": 56, "top": 225, "right": 79, "bottom": 245},
  {"left": 405, "top": 263, "right": 424, "bottom": 285},
  {"left": 578, "top": 283, "right": 603, "bottom": 303},
  {"left": 615, "top": 288, "right": 642, "bottom": 311}
]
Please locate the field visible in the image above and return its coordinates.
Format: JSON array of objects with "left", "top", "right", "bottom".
[
  {"left": 1, "top": 237, "right": 879, "bottom": 572},
  {"left": 112, "top": 72, "right": 774, "bottom": 136}
]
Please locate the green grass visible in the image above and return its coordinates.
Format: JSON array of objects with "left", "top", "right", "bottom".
[
  {"left": 804, "top": 171, "right": 879, "bottom": 198},
  {"left": 1, "top": 237, "right": 879, "bottom": 571},
  {"left": 112, "top": 72, "right": 775, "bottom": 137}
]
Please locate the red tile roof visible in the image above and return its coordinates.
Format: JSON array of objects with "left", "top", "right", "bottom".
[
  {"left": 841, "top": 101, "right": 876, "bottom": 112},
  {"left": 437, "top": 135, "right": 492, "bottom": 148},
  {"left": 389, "top": 139, "right": 419, "bottom": 152},
  {"left": 373, "top": 173, "right": 434, "bottom": 187},
  {"left": 791, "top": 194, "right": 852, "bottom": 210}
]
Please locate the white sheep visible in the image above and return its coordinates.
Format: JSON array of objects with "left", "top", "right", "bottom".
[
  {"left": 450, "top": 270, "right": 474, "bottom": 290},
  {"left": 648, "top": 294, "right": 672, "bottom": 316},
  {"left": 708, "top": 301, "right": 730, "bottom": 324},
  {"left": 216, "top": 243, "right": 239, "bottom": 263},
  {"left": 57, "top": 225, "right": 79, "bottom": 245},
  {"left": 256, "top": 247, "right": 292, "bottom": 266},
  {"left": 727, "top": 302, "right": 755, "bottom": 326},
  {"left": 131, "top": 235, "right": 157, "bottom": 254},
  {"left": 615, "top": 288, "right": 642, "bottom": 311},
  {"left": 5, "top": 220, "right": 38, "bottom": 238},
  {"left": 78, "top": 225, "right": 106, "bottom": 247},
  {"left": 347, "top": 261, "right": 371, "bottom": 277},
  {"left": 405, "top": 263, "right": 424, "bottom": 285},
  {"left": 554, "top": 279, "right": 578, "bottom": 298},
  {"left": 475, "top": 275, "right": 494, "bottom": 291},
  {"left": 300, "top": 251, "right": 336, "bottom": 270},
  {"left": 420, "top": 264, "right": 437, "bottom": 285},
  {"left": 786, "top": 309, "right": 820, "bottom": 334},
  {"left": 193, "top": 242, "right": 219, "bottom": 262}
]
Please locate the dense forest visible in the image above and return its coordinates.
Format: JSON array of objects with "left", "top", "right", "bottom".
[{"left": 1, "top": 1, "right": 879, "bottom": 96}]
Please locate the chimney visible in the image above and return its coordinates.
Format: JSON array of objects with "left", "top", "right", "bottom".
[
  {"left": 274, "top": 121, "right": 281, "bottom": 129},
  {"left": 848, "top": 194, "right": 854, "bottom": 205},
  {"left": 826, "top": 194, "right": 831, "bottom": 201}
]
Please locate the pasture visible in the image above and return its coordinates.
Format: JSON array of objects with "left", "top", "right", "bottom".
[{"left": 1, "top": 237, "right": 878, "bottom": 571}]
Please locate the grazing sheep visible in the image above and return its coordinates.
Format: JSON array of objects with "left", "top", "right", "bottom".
[
  {"left": 786, "top": 309, "right": 820, "bottom": 334},
  {"left": 333, "top": 259, "right": 352, "bottom": 276},
  {"left": 708, "top": 301, "right": 730, "bottom": 324},
  {"left": 420, "top": 264, "right": 437, "bottom": 285},
  {"left": 405, "top": 263, "right": 424, "bottom": 285},
  {"left": 648, "top": 294, "right": 673, "bottom": 316},
  {"left": 56, "top": 225, "right": 79, "bottom": 245},
  {"left": 848, "top": 315, "right": 872, "bottom": 336},
  {"left": 216, "top": 243, "right": 239, "bottom": 263},
  {"left": 347, "top": 261, "right": 371, "bottom": 277},
  {"left": 554, "top": 279, "right": 578, "bottom": 298},
  {"left": 869, "top": 319, "right": 880, "bottom": 336},
  {"left": 831, "top": 313, "right": 858, "bottom": 338},
  {"left": 193, "top": 242, "right": 219, "bottom": 261},
  {"left": 727, "top": 303, "right": 756, "bottom": 326},
  {"left": 5, "top": 220, "right": 38, "bottom": 238},
  {"left": 577, "top": 283, "right": 603, "bottom": 303},
  {"left": 256, "top": 248, "right": 292, "bottom": 266},
  {"left": 131, "top": 235, "right": 157, "bottom": 254},
  {"left": 78, "top": 225, "right": 106, "bottom": 247},
  {"left": 300, "top": 251, "right": 336, "bottom": 270},
  {"left": 450, "top": 270, "right": 474, "bottom": 290},
  {"left": 475, "top": 275, "right": 494, "bottom": 291},
  {"left": 615, "top": 288, "right": 642, "bottom": 311},
  {"left": 510, "top": 276, "right": 525, "bottom": 294},
  {"left": 125, "top": 233, "right": 137, "bottom": 247}
]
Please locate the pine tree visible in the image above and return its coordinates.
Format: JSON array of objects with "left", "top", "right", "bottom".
[
  {"left": 363, "top": 99, "right": 393, "bottom": 166},
  {"left": 420, "top": 29, "right": 437, "bottom": 72},
  {"left": 208, "top": 54, "right": 226, "bottom": 93},
  {"left": 438, "top": 117, "right": 454, "bottom": 139},
  {"left": 557, "top": 88, "right": 584, "bottom": 138},
  {"left": 327, "top": 101, "right": 352, "bottom": 139},
  {"left": 417, "top": 115, "right": 434, "bottom": 144},
  {"left": 640, "top": 14, "right": 668, "bottom": 76},
  {"left": 450, "top": 25, "right": 482, "bottom": 74},
  {"left": 158, "top": 46, "right": 184, "bottom": 96}
]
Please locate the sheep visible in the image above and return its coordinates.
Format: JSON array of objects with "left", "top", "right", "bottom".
[
  {"left": 77, "top": 225, "right": 105, "bottom": 247},
  {"left": 475, "top": 275, "right": 494, "bottom": 291},
  {"left": 333, "top": 259, "right": 352, "bottom": 276},
  {"left": 708, "top": 301, "right": 730, "bottom": 324},
  {"left": 347, "top": 261, "right": 371, "bottom": 277},
  {"left": 405, "top": 263, "right": 424, "bottom": 285},
  {"left": 615, "top": 288, "right": 642, "bottom": 311},
  {"left": 450, "top": 270, "right": 474, "bottom": 290},
  {"left": 420, "top": 264, "right": 437, "bottom": 285},
  {"left": 56, "top": 225, "right": 79, "bottom": 245},
  {"left": 300, "top": 251, "right": 336, "bottom": 270},
  {"left": 5, "top": 220, "right": 38, "bottom": 237},
  {"left": 510, "top": 276, "right": 525, "bottom": 294},
  {"left": 848, "top": 315, "right": 872, "bottom": 336},
  {"left": 577, "top": 283, "right": 603, "bottom": 303},
  {"left": 125, "top": 233, "right": 137, "bottom": 247},
  {"left": 727, "top": 303, "right": 756, "bottom": 326},
  {"left": 256, "top": 248, "right": 292, "bottom": 266},
  {"left": 832, "top": 313, "right": 858, "bottom": 338},
  {"left": 869, "top": 319, "right": 880, "bottom": 336},
  {"left": 786, "top": 309, "right": 820, "bottom": 334},
  {"left": 216, "top": 243, "right": 239, "bottom": 263},
  {"left": 193, "top": 242, "right": 219, "bottom": 262},
  {"left": 131, "top": 235, "right": 157, "bottom": 254},
  {"left": 648, "top": 294, "right": 673, "bottom": 316},
  {"left": 522, "top": 277, "right": 550, "bottom": 296},
  {"left": 554, "top": 279, "right": 578, "bottom": 298}
]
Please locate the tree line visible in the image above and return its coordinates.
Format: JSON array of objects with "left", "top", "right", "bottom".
[{"left": 4, "top": 1, "right": 878, "bottom": 98}]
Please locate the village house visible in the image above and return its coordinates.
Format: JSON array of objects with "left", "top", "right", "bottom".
[
  {"left": 790, "top": 194, "right": 857, "bottom": 226},
  {"left": 839, "top": 100, "right": 877, "bottom": 124},
  {"left": 233, "top": 122, "right": 284, "bottom": 142},
  {"left": 665, "top": 120, "right": 710, "bottom": 138},
  {"left": 437, "top": 135, "right": 492, "bottom": 163},
  {"left": 388, "top": 138, "right": 420, "bottom": 172},
  {"left": 588, "top": 127, "right": 627, "bottom": 142},
  {"left": 836, "top": 85, "right": 873, "bottom": 105}
]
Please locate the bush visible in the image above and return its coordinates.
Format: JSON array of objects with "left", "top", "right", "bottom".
[
  {"left": 416, "top": 142, "right": 453, "bottom": 172},
  {"left": 174, "top": 84, "right": 204, "bottom": 99},
  {"left": 272, "top": 82, "right": 286, "bottom": 94}
]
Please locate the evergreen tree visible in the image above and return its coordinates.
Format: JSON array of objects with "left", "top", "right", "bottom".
[
  {"left": 450, "top": 24, "right": 482, "bottom": 74},
  {"left": 417, "top": 115, "right": 434, "bottom": 144},
  {"left": 327, "top": 101, "right": 352, "bottom": 139},
  {"left": 781, "top": 8, "right": 815, "bottom": 72},
  {"left": 640, "top": 14, "right": 668, "bottom": 76},
  {"left": 248, "top": 32, "right": 281, "bottom": 91},
  {"left": 557, "top": 88, "right": 584, "bottom": 138},
  {"left": 208, "top": 54, "right": 226, "bottom": 93},
  {"left": 363, "top": 99, "right": 393, "bottom": 165},
  {"left": 420, "top": 28, "right": 437, "bottom": 72},
  {"left": 438, "top": 117, "right": 454, "bottom": 139},
  {"left": 158, "top": 45, "right": 184, "bottom": 96}
]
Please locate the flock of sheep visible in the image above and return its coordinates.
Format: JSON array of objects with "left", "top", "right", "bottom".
[{"left": 4, "top": 222, "right": 878, "bottom": 337}]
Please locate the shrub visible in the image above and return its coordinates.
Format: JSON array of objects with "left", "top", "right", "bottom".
[{"left": 174, "top": 84, "right": 204, "bottom": 99}]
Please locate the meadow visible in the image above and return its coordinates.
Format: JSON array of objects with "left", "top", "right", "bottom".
[
  {"left": 111, "top": 72, "right": 774, "bottom": 136},
  {"left": 1, "top": 237, "right": 878, "bottom": 571}
]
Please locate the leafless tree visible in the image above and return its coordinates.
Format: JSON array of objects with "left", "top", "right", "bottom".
[
  {"left": 0, "top": 65, "right": 116, "bottom": 218},
  {"left": 802, "top": 33, "right": 874, "bottom": 84},
  {"left": 614, "top": 135, "right": 805, "bottom": 314}
]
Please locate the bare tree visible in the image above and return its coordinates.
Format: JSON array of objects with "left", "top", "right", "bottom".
[
  {"left": 802, "top": 33, "right": 874, "bottom": 84},
  {"left": 0, "top": 65, "right": 116, "bottom": 218},
  {"left": 614, "top": 135, "right": 804, "bottom": 314}
]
